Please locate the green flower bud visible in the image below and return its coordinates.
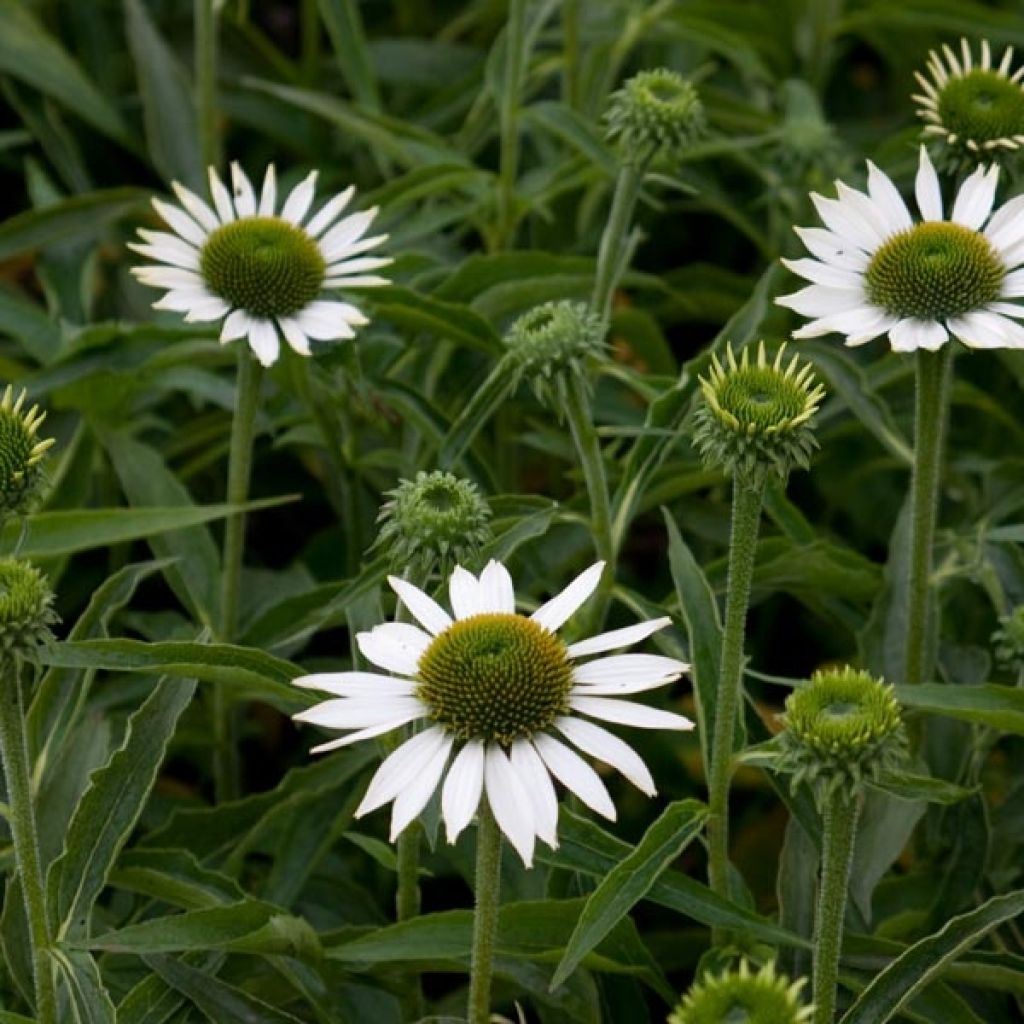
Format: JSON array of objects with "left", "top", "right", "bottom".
[
  {"left": 0, "top": 385, "right": 54, "bottom": 522},
  {"left": 993, "top": 606, "right": 1024, "bottom": 672},
  {"left": 670, "top": 960, "right": 812, "bottom": 1024},
  {"left": 374, "top": 471, "right": 492, "bottom": 577},
  {"left": 778, "top": 666, "right": 907, "bottom": 804},
  {"left": 0, "top": 558, "right": 58, "bottom": 663},
  {"left": 693, "top": 342, "right": 825, "bottom": 483},
  {"left": 605, "top": 68, "right": 706, "bottom": 162}
]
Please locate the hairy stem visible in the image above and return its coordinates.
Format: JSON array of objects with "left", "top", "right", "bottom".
[
  {"left": 467, "top": 800, "right": 502, "bottom": 1024},
  {"left": 194, "top": 0, "right": 220, "bottom": 170}
]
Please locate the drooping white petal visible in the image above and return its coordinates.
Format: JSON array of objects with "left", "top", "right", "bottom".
[
  {"left": 566, "top": 617, "right": 673, "bottom": 659},
  {"left": 357, "top": 725, "right": 448, "bottom": 817},
  {"left": 388, "top": 576, "right": 453, "bottom": 636},
  {"left": 948, "top": 310, "right": 1024, "bottom": 348},
  {"left": 914, "top": 146, "right": 944, "bottom": 221},
  {"left": 555, "top": 716, "right": 656, "bottom": 796},
  {"left": 988, "top": 300, "right": 1024, "bottom": 320},
  {"left": 133, "top": 266, "right": 205, "bottom": 290},
  {"left": 1001, "top": 267, "right": 1024, "bottom": 297},
  {"left": 170, "top": 182, "right": 220, "bottom": 232},
  {"left": 305, "top": 185, "right": 356, "bottom": 238},
  {"left": 532, "top": 733, "right": 615, "bottom": 820},
  {"left": 866, "top": 161, "right": 913, "bottom": 231},
  {"left": 292, "top": 671, "right": 417, "bottom": 698},
  {"left": 356, "top": 623, "right": 426, "bottom": 676},
  {"left": 571, "top": 694, "right": 694, "bottom": 731},
  {"left": 390, "top": 732, "right": 453, "bottom": 840},
  {"left": 230, "top": 163, "right": 257, "bottom": 218},
  {"left": 509, "top": 739, "right": 559, "bottom": 848},
  {"left": 951, "top": 163, "right": 1000, "bottom": 230},
  {"left": 246, "top": 319, "right": 280, "bottom": 367},
  {"left": 323, "top": 274, "right": 391, "bottom": 289},
  {"left": 295, "top": 300, "right": 367, "bottom": 340},
  {"left": 792, "top": 227, "right": 870, "bottom": 271},
  {"left": 128, "top": 240, "right": 200, "bottom": 271},
  {"left": 220, "top": 309, "right": 251, "bottom": 342},
  {"left": 441, "top": 740, "right": 485, "bottom": 843},
  {"left": 293, "top": 695, "right": 427, "bottom": 730},
  {"left": 151, "top": 199, "right": 208, "bottom": 247},
  {"left": 776, "top": 284, "right": 866, "bottom": 319},
  {"left": 449, "top": 565, "right": 483, "bottom": 620},
  {"left": 278, "top": 317, "right": 311, "bottom": 355},
  {"left": 476, "top": 560, "right": 516, "bottom": 614},
  {"left": 183, "top": 297, "right": 230, "bottom": 322},
  {"left": 888, "top": 318, "right": 949, "bottom": 353},
  {"left": 780, "top": 258, "right": 863, "bottom": 290},
  {"left": 324, "top": 256, "right": 394, "bottom": 277},
  {"left": 484, "top": 745, "right": 535, "bottom": 867},
  {"left": 154, "top": 288, "right": 215, "bottom": 313},
  {"left": 281, "top": 171, "right": 318, "bottom": 225},
  {"left": 207, "top": 168, "right": 236, "bottom": 224},
  {"left": 258, "top": 165, "right": 277, "bottom": 216},
  {"left": 310, "top": 715, "right": 423, "bottom": 754},
  {"left": 531, "top": 561, "right": 604, "bottom": 633},
  {"left": 320, "top": 209, "right": 380, "bottom": 262}
]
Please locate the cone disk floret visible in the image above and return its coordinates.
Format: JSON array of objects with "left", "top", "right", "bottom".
[
  {"left": 0, "top": 386, "right": 54, "bottom": 521},
  {"left": 993, "top": 606, "right": 1024, "bottom": 672},
  {"left": 779, "top": 667, "right": 907, "bottom": 802},
  {"left": 670, "top": 961, "right": 812, "bottom": 1024},
  {"left": 374, "top": 471, "right": 492, "bottom": 576},
  {"left": 694, "top": 342, "right": 824, "bottom": 481},
  {"left": 0, "top": 558, "right": 58, "bottom": 662},
  {"left": 605, "top": 68, "right": 706, "bottom": 161},
  {"left": 504, "top": 301, "right": 604, "bottom": 406},
  {"left": 416, "top": 613, "right": 573, "bottom": 745},
  {"left": 915, "top": 38, "right": 1024, "bottom": 171}
]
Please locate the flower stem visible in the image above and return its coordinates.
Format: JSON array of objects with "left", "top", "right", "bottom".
[
  {"left": 467, "top": 799, "right": 502, "bottom": 1024},
  {"left": 214, "top": 348, "right": 262, "bottom": 801},
  {"left": 395, "top": 824, "right": 421, "bottom": 921},
  {"left": 706, "top": 474, "right": 766, "bottom": 937},
  {"left": 591, "top": 159, "right": 644, "bottom": 323},
  {"left": 561, "top": 0, "right": 580, "bottom": 109},
  {"left": 495, "top": 0, "right": 527, "bottom": 249},
  {"left": 194, "top": 0, "right": 220, "bottom": 171},
  {"left": 904, "top": 347, "right": 952, "bottom": 686},
  {"left": 812, "top": 789, "right": 861, "bottom": 1024},
  {"left": 0, "top": 662, "right": 56, "bottom": 1024}
]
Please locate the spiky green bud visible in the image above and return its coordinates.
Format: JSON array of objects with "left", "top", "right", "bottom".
[
  {"left": 670, "top": 960, "right": 812, "bottom": 1024},
  {"left": 605, "top": 69, "right": 706, "bottom": 162},
  {"left": 0, "top": 558, "right": 58, "bottom": 664},
  {"left": 0, "top": 386, "right": 54, "bottom": 522}
]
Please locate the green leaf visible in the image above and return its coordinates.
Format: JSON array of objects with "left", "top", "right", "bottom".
[
  {"left": 109, "top": 850, "right": 245, "bottom": 911},
  {"left": 840, "top": 890, "right": 1024, "bottom": 1024},
  {"left": 869, "top": 773, "right": 975, "bottom": 806},
  {"left": 894, "top": 684, "right": 1024, "bottom": 735},
  {"left": 523, "top": 101, "right": 616, "bottom": 175},
  {"left": 143, "top": 954, "right": 305, "bottom": 1023},
  {"left": 40, "top": 639, "right": 303, "bottom": 713},
  {"left": 47, "top": 677, "right": 197, "bottom": 939},
  {"left": 369, "top": 284, "right": 502, "bottom": 354},
  {"left": 124, "top": 0, "right": 203, "bottom": 190},
  {"left": 50, "top": 948, "right": 116, "bottom": 1024},
  {"left": 0, "top": 283, "right": 60, "bottom": 364},
  {"left": 550, "top": 799, "right": 707, "bottom": 989},
  {"left": 0, "top": 0, "right": 130, "bottom": 144},
  {"left": 317, "top": 0, "right": 380, "bottom": 109},
  {"left": 0, "top": 188, "right": 147, "bottom": 261}
]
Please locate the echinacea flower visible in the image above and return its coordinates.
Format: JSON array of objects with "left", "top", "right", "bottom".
[
  {"left": 293, "top": 559, "right": 692, "bottom": 866},
  {"left": 914, "top": 38, "right": 1024, "bottom": 168},
  {"left": 778, "top": 146, "right": 1024, "bottom": 351},
  {"left": 130, "top": 164, "right": 391, "bottom": 367}
]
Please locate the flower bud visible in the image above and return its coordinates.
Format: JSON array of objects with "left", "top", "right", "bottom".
[
  {"left": 0, "top": 386, "right": 54, "bottom": 522},
  {"left": 670, "top": 960, "right": 812, "bottom": 1024},
  {"left": 605, "top": 69, "right": 706, "bottom": 162},
  {"left": 0, "top": 558, "right": 58, "bottom": 663}
]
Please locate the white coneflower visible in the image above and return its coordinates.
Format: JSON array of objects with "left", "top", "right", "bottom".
[
  {"left": 130, "top": 164, "right": 391, "bottom": 367},
  {"left": 914, "top": 38, "right": 1024, "bottom": 167},
  {"left": 292, "top": 559, "right": 692, "bottom": 866},
  {"left": 777, "top": 146, "right": 1024, "bottom": 352}
]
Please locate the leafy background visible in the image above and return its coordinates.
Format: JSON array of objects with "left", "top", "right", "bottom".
[{"left": 1, "top": 0, "right": 1023, "bottom": 1021}]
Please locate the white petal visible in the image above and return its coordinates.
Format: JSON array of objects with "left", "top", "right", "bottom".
[
  {"left": 476, "top": 560, "right": 516, "bottom": 614},
  {"left": 246, "top": 319, "right": 280, "bottom": 366},
  {"left": 556, "top": 717, "right": 656, "bottom": 796},
  {"left": 449, "top": 566, "right": 483, "bottom": 620},
  {"left": 293, "top": 695, "right": 426, "bottom": 729},
  {"left": 509, "top": 739, "right": 559, "bottom": 848},
  {"left": 888, "top": 318, "right": 949, "bottom": 353},
  {"left": 320, "top": 208, "right": 380, "bottom": 262},
  {"left": 573, "top": 653, "right": 687, "bottom": 686},
  {"left": 258, "top": 165, "right": 277, "bottom": 216},
  {"left": 296, "top": 300, "right": 367, "bottom": 340},
  {"left": 810, "top": 192, "right": 881, "bottom": 252},
  {"left": 951, "top": 163, "right": 1000, "bottom": 229},
  {"left": 128, "top": 240, "right": 200, "bottom": 271},
  {"left": 207, "top": 168, "right": 236, "bottom": 223},
  {"left": 220, "top": 309, "right": 251, "bottom": 342},
  {"left": 388, "top": 576, "right": 453, "bottom": 635},
  {"left": 183, "top": 297, "right": 230, "bottom": 323},
  {"left": 133, "top": 266, "right": 204, "bottom": 290},
  {"left": 442, "top": 740, "right": 485, "bottom": 843},
  {"left": 792, "top": 304, "right": 896, "bottom": 344},
  {"left": 776, "top": 284, "right": 866, "bottom": 318},
  {"left": 310, "top": 716, "right": 422, "bottom": 754},
  {"left": 170, "top": 182, "right": 220, "bottom": 232},
  {"left": 984, "top": 195, "right": 1024, "bottom": 251},
  {"left": 325, "top": 256, "right": 393, "bottom": 276},
  {"left": 357, "top": 726, "right": 448, "bottom": 817},
  {"left": 780, "top": 258, "right": 863, "bottom": 289},
  {"left": 567, "top": 617, "right": 673, "bottom": 659},
  {"left": 484, "top": 745, "right": 535, "bottom": 868},
  {"left": 231, "top": 163, "right": 257, "bottom": 218},
  {"left": 306, "top": 185, "right": 356, "bottom": 237},
  {"left": 390, "top": 733, "right": 453, "bottom": 841},
  {"left": 1002, "top": 267, "right": 1024, "bottom": 297},
  {"left": 323, "top": 274, "right": 391, "bottom": 289},
  {"left": 292, "top": 671, "right": 416, "bottom": 698},
  {"left": 989, "top": 300, "right": 1024, "bottom": 320},
  {"left": 278, "top": 317, "right": 311, "bottom": 356},
  {"left": 369, "top": 622, "right": 432, "bottom": 658},
  {"left": 793, "top": 227, "right": 870, "bottom": 271},
  {"left": 281, "top": 171, "right": 318, "bottom": 225},
  {"left": 915, "top": 146, "right": 944, "bottom": 221},
  {"left": 532, "top": 734, "right": 615, "bottom": 821},
  {"left": 571, "top": 694, "right": 695, "bottom": 731},
  {"left": 150, "top": 199, "right": 208, "bottom": 247},
  {"left": 531, "top": 561, "right": 604, "bottom": 633},
  {"left": 356, "top": 624, "right": 426, "bottom": 676},
  {"left": 866, "top": 160, "right": 913, "bottom": 231},
  {"left": 948, "top": 310, "right": 1024, "bottom": 348},
  {"left": 834, "top": 182, "right": 891, "bottom": 245},
  {"left": 153, "top": 288, "right": 214, "bottom": 312}
]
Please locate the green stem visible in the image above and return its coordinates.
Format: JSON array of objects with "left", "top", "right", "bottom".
[
  {"left": 564, "top": 373, "right": 615, "bottom": 628},
  {"left": 467, "top": 800, "right": 502, "bottom": 1024},
  {"left": 904, "top": 347, "right": 952, "bottom": 686},
  {"left": 395, "top": 825, "right": 421, "bottom": 921},
  {"left": 496, "top": 0, "right": 527, "bottom": 249},
  {"left": 562, "top": 0, "right": 580, "bottom": 109},
  {"left": 812, "top": 789, "right": 861, "bottom": 1024},
  {"left": 591, "top": 160, "right": 644, "bottom": 323},
  {"left": 214, "top": 348, "right": 262, "bottom": 801},
  {"left": 0, "top": 663, "right": 56, "bottom": 1024},
  {"left": 440, "top": 357, "right": 517, "bottom": 470},
  {"left": 706, "top": 474, "right": 766, "bottom": 937},
  {"left": 195, "top": 0, "right": 220, "bottom": 171}
]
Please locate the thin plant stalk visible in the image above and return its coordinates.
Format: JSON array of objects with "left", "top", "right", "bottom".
[
  {"left": 812, "top": 790, "right": 862, "bottom": 1024},
  {"left": 562, "top": 0, "right": 580, "bottom": 109},
  {"left": 467, "top": 800, "right": 503, "bottom": 1024},
  {"left": 496, "top": 0, "right": 527, "bottom": 249},
  {"left": 194, "top": 0, "right": 220, "bottom": 170},
  {"left": 706, "top": 475, "right": 766, "bottom": 934},
  {"left": 591, "top": 159, "right": 644, "bottom": 323},
  {"left": 214, "top": 348, "right": 263, "bottom": 801},
  {"left": 0, "top": 662, "right": 56, "bottom": 1024},
  {"left": 904, "top": 347, "right": 953, "bottom": 686}
]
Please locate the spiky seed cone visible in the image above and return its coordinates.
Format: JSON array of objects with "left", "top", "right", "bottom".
[
  {"left": 0, "top": 386, "right": 54, "bottom": 522},
  {"left": 605, "top": 68, "right": 706, "bottom": 161},
  {"left": 0, "top": 558, "right": 58, "bottom": 664},
  {"left": 670, "top": 960, "right": 813, "bottom": 1024},
  {"left": 693, "top": 342, "right": 825, "bottom": 483}
]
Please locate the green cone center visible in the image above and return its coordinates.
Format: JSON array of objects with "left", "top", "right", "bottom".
[
  {"left": 199, "top": 216, "right": 325, "bottom": 319},
  {"left": 937, "top": 69, "right": 1024, "bottom": 144},
  {"left": 714, "top": 367, "right": 810, "bottom": 432},
  {"left": 865, "top": 221, "right": 1003, "bottom": 320},
  {"left": 416, "top": 613, "right": 573, "bottom": 744}
]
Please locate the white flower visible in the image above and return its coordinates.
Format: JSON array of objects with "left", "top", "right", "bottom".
[
  {"left": 130, "top": 164, "right": 391, "bottom": 367},
  {"left": 914, "top": 38, "right": 1024, "bottom": 160},
  {"left": 777, "top": 146, "right": 1024, "bottom": 352},
  {"left": 292, "top": 559, "right": 692, "bottom": 867}
]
